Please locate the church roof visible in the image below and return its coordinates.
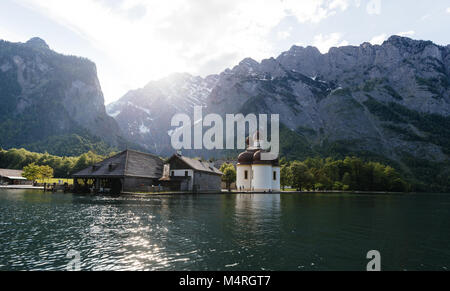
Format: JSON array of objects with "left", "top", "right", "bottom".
[
  {"left": 237, "top": 149, "right": 279, "bottom": 166},
  {"left": 252, "top": 150, "right": 274, "bottom": 165},
  {"left": 238, "top": 149, "right": 257, "bottom": 165},
  {"left": 238, "top": 133, "right": 279, "bottom": 166},
  {"left": 167, "top": 154, "right": 223, "bottom": 176}
]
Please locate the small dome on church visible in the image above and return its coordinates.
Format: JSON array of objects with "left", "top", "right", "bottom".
[
  {"left": 238, "top": 151, "right": 254, "bottom": 165},
  {"left": 253, "top": 150, "right": 273, "bottom": 165}
]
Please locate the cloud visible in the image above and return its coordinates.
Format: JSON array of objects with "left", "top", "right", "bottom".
[
  {"left": 421, "top": 14, "right": 431, "bottom": 21},
  {"left": 369, "top": 33, "right": 387, "bottom": 45},
  {"left": 277, "top": 27, "right": 293, "bottom": 40},
  {"left": 447, "top": 7, "right": 450, "bottom": 14},
  {"left": 329, "top": 0, "right": 351, "bottom": 11},
  {"left": 284, "top": 0, "right": 351, "bottom": 23},
  {"left": 13, "top": 0, "right": 358, "bottom": 102},
  {"left": 313, "top": 32, "right": 349, "bottom": 53},
  {"left": 0, "top": 26, "right": 26, "bottom": 43},
  {"left": 397, "top": 30, "right": 415, "bottom": 37},
  {"left": 366, "top": 0, "right": 382, "bottom": 15}
]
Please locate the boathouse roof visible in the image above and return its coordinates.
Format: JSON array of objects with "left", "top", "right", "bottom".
[{"left": 72, "top": 150, "right": 164, "bottom": 179}]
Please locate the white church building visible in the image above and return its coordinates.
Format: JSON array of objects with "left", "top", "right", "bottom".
[{"left": 236, "top": 133, "right": 280, "bottom": 192}]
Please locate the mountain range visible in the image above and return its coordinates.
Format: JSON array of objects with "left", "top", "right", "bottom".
[
  {"left": 0, "top": 36, "right": 449, "bottom": 191},
  {"left": 107, "top": 36, "right": 450, "bottom": 191}
]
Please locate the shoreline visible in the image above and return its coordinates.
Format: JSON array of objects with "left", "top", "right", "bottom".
[
  {"left": 0, "top": 187, "right": 434, "bottom": 196},
  {"left": 121, "top": 190, "right": 409, "bottom": 197}
]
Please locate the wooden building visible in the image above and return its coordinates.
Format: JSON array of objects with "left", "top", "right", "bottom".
[
  {"left": 160, "top": 153, "right": 223, "bottom": 192},
  {"left": 72, "top": 150, "right": 164, "bottom": 194},
  {"left": 0, "top": 169, "right": 30, "bottom": 185}
]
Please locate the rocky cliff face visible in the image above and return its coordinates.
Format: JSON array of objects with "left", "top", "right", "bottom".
[
  {"left": 206, "top": 36, "right": 450, "bottom": 161},
  {"left": 0, "top": 38, "right": 126, "bottom": 156},
  {"left": 108, "top": 36, "right": 450, "bottom": 190}
]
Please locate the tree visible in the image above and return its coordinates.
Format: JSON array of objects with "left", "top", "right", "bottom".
[
  {"left": 280, "top": 163, "right": 293, "bottom": 190},
  {"left": 1, "top": 148, "right": 108, "bottom": 179},
  {"left": 22, "top": 163, "right": 41, "bottom": 181},
  {"left": 290, "top": 161, "right": 313, "bottom": 191},
  {"left": 314, "top": 183, "right": 325, "bottom": 191},
  {"left": 220, "top": 163, "right": 236, "bottom": 192},
  {"left": 370, "top": 162, "right": 388, "bottom": 191},
  {"left": 390, "top": 178, "right": 408, "bottom": 192},
  {"left": 22, "top": 163, "right": 54, "bottom": 183},
  {"left": 342, "top": 172, "right": 352, "bottom": 190},
  {"left": 333, "top": 181, "right": 344, "bottom": 191},
  {"left": 39, "top": 165, "right": 54, "bottom": 182}
]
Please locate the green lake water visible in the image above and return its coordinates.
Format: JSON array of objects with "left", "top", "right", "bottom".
[{"left": 0, "top": 189, "right": 449, "bottom": 271}]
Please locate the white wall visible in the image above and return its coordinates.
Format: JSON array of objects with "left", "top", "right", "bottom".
[
  {"left": 170, "top": 169, "right": 194, "bottom": 190},
  {"left": 272, "top": 167, "right": 281, "bottom": 191},
  {"left": 252, "top": 165, "right": 273, "bottom": 192},
  {"left": 237, "top": 165, "right": 252, "bottom": 191}
]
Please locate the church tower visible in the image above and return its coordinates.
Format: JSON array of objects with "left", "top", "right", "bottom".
[{"left": 236, "top": 132, "right": 280, "bottom": 192}]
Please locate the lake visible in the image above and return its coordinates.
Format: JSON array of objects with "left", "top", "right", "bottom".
[{"left": 0, "top": 189, "right": 449, "bottom": 271}]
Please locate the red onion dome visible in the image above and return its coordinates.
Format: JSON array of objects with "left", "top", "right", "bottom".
[{"left": 238, "top": 151, "right": 254, "bottom": 165}]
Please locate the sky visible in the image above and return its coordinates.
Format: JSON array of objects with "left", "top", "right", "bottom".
[{"left": 0, "top": 0, "right": 449, "bottom": 104}]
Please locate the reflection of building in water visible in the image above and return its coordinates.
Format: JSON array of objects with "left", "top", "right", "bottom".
[
  {"left": 234, "top": 194, "right": 281, "bottom": 213},
  {"left": 231, "top": 194, "right": 281, "bottom": 236},
  {"left": 236, "top": 132, "right": 280, "bottom": 192}
]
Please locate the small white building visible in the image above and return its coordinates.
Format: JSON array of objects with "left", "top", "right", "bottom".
[
  {"left": 161, "top": 154, "right": 223, "bottom": 192},
  {"left": 236, "top": 134, "right": 280, "bottom": 192}
]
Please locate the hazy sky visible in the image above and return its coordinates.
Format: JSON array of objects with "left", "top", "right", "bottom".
[{"left": 0, "top": 0, "right": 449, "bottom": 104}]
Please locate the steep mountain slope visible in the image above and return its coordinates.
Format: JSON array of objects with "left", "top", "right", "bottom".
[
  {"left": 0, "top": 38, "right": 128, "bottom": 156},
  {"left": 109, "top": 36, "right": 450, "bottom": 191},
  {"left": 107, "top": 73, "right": 219, "bottom": 154}
]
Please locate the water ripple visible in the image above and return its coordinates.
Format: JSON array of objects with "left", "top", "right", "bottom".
[{"left": 1, "top": 191, "right": 450, "bottom": 270}]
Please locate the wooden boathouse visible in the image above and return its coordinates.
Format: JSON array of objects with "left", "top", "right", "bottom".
[{"left": 72, "top": 150, "right": 164, "bottom": 194}]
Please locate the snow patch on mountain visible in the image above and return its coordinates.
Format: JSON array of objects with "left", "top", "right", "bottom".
[{"left": 139, "top": 124, "right": 150, "bottom": 134}]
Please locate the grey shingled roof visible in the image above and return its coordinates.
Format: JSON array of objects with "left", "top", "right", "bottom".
[
  {"left": 72, "top": 150, "right": 164, "bottom": 179},
  {"left": 169, "top": 155, "right": 223, "bottom": 176}
]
